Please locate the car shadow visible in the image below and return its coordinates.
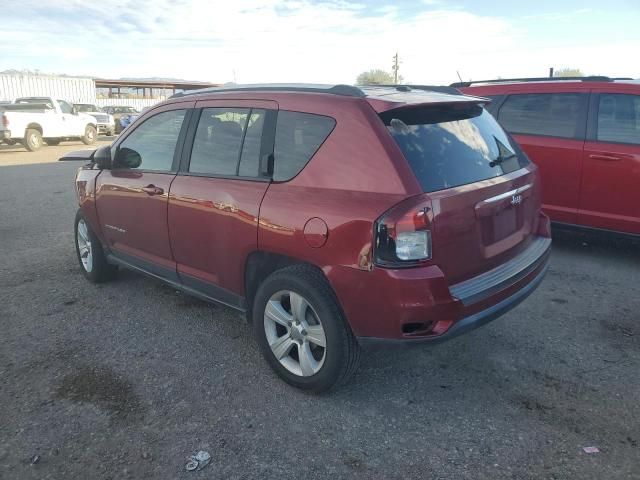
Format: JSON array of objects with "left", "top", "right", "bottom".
[{"left": 550, "top": 227, "right": 640, "bottom": 262}]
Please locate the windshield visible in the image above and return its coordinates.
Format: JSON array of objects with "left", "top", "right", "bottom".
[{"left": 381, "top": 105, "right": 529, "bottom": 193}]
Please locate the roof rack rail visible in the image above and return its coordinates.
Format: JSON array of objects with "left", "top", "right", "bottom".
[
  {"left": 170, "top": 83, "right": 366, "bottom": 99},
  {"left": 361, "top": 84, "right": 463, "bottom": 95},
  {"left": 450, "top": 76, "right": 619, "bottom": 88}
]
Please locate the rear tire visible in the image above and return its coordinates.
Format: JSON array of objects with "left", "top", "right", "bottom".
[
  {"left": 46, "top": 138, "right": 61, "bottom": 146},
  {"left": 252, "top": 265, "right": 361, "bottom": 392},
  {"left": 74, "top": 210, "right": 117, "bottom": 283},
  {"left": 24, "top": 128, "right": 42, "bottom": 151},
  {"left": 81, "top": 125, "right": 97, "bottom": 145}
]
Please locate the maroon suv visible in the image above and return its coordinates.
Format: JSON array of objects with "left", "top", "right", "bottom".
[
  {"left": 70, "top": 84, "right": 551, "bottom": 391},
  {"left": 457, "top": 76, "right": 640, "bottom": 236}
]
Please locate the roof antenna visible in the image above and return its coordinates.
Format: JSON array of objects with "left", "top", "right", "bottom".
[{"left": 456, "top": 71, "right": 464, "bottom": 83}]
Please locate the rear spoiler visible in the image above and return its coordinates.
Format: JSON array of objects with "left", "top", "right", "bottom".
[
  {"left": 366, "top": 91, "right": 492, "bottom": 114},
  {"left": 58, "top": 148, "right": 97, "bottom": 162}
]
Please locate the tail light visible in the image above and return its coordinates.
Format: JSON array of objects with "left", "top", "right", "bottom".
[
  {"left": 1, "top": 114, "right": 8, "bottom": 128},
  {"left": 374, "top": 195, "right": 433, "bottom": 268}
]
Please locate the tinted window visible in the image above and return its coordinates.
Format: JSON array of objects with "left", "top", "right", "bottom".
[
  {"left": 498, "top": 93, "right": 584, "bottom": 138},
  {"left": 382, "top": 106, "right": 529, "bottom": 193},
  {"left": 117, "top": 109, "right": 185, "bottom": 171},
  {"left": 273, "top": 111, "right": 335, "bottom": 181},
  {"left": 597, "top": 94, "right": 640, "bottom": 145},
  {"left": 189, "top": 108, "right": 249, "bottom": 175},
  {"left": 238, "top": 110, "right": 266, "bottom": 177}
]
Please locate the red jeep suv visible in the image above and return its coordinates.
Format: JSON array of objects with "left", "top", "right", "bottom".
[
  {"left": 70, "top": 84, "right": 551, "bottom": 391},
  {"left": 457, "top": 76, "right": 640, "bottom": 237}
]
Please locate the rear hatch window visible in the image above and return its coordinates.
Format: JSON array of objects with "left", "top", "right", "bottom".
[{"left": 380, "top": 104, "right": 529, "bottom": 192}]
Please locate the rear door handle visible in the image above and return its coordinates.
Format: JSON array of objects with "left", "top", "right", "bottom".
[
  {"left": 141, "top": 185, "right": 164, "bottom": 195},
  {"left": 589, "top": 154, "right": 622, "bottom": 162}
]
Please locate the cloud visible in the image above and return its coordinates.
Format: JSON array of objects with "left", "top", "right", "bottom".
[{"left": 0, "top": 1, "right": 638, "bottom": 84}]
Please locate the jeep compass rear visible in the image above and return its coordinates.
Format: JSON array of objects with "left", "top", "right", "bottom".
[{"left": 71, "top": 84, "right": 550, "bottom": 392}]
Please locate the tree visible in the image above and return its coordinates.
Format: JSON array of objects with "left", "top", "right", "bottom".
[
  {"left": 553, "top": 68, "right": 585, "bottom": 78},
  {"left": 356, "top": 69, "right": 395, "bottom": 85}
]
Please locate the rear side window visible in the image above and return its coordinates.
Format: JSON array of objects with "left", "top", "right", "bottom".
[
  {"left": 273, "top": 111, "right": 335, "bottom": 181},
  {"left": 189, "top": 108, "right": 267, "bottom": 177},
  {"left": 382, "top": 105, "right": 529, "bottom": 193},
  {"left": 597, "top": 94, "right": 640, "bottom": 145},
  {"left": 498, "top": 93, "right": 585, "bottom": 138},
  {"left": 189, "top": 108, "right": 249, "bottom": 176}
]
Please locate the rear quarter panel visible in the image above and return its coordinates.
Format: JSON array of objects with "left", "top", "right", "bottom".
[{"left": 258, "top": 95, "right": 419, "bottom": 305}]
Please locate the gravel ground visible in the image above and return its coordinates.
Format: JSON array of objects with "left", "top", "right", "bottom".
[{"left": 1, "top": 145, "right": 639, "bottom": 479}]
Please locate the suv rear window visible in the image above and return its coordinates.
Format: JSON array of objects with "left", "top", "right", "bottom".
[{"left": 381, "top": 105, "right": 529, "bottom": 193}]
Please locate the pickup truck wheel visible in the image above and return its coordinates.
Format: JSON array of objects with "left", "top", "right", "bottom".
[
  {"left": 81, "top": 125, "right": 97, "bottom": 145},
  {"left": 74, "top": 211, "right": 117, "bottom": 283},
  {"left": 24, "top": 129, "right": 42, "bottom": 151},
  {"left": 46, "top": 139, "right": 61, "bottom": 146},
  {"left": 252, "top": 265, "right": 361, "bottom": 392}
]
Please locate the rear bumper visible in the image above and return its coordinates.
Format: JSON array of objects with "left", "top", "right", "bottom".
[
  {"left": 328, "top": 231, "right": 551, "bottom": 342},
  {"left": 357, "top": 259, "right": 549, "bottom": 347},
  {"left": 448, "top": 236, "right": 550, "bottom": 306}
]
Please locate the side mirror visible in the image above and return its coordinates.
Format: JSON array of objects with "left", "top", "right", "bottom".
[
  {"left": 93, "top": 145, "right": 112, "bottom": 169},
  {"left": 114, "top": 147, "right": 142, "bottom": 169},
  {"left": 71, "top": 106, "right": 78, "bottom": 115}
]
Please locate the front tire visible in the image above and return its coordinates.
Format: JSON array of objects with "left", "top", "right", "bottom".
[
  {"left": 24, "top": 128, "right": 42, "bottom": 151},
  {"left": 252, "top": 265, "right": 361, "bottom": 392},
  {"left": 81, "top": 125, "right": 97, "bottom": 145},
  {"left": 74, "top": 211, "right": 117, "bottom": 283}
]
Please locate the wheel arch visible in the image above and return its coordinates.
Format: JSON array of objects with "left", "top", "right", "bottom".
[
  {"left": 25, "top": 123, "right": 43, "bottom": 134},
  {"left": 244, "top": 251, "right": 334, "bottom": 322}
]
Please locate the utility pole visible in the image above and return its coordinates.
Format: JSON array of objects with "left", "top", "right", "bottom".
[{"left": 392, "top": 52, "right": 400, "bottom": 84}]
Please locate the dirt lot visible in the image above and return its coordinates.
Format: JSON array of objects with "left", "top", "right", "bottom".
[{"left": 0, "top": 142, "right": 639, "bottom": 479}]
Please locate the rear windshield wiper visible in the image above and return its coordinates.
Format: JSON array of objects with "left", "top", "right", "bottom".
[
  {"left": 490, "top": 152, "right": 517, "bottom": 168},
  {"left": 490, "top": 136, "right": 517, "bottom": 167}
]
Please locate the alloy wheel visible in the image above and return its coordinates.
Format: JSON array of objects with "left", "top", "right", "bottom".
[{"left": 263, "top": 290, "right": 327, "bottom": 377}]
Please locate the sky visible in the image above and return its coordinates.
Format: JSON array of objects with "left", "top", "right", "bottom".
[{"left": 2, "top": 0, "right": 640, "bottom": 85}]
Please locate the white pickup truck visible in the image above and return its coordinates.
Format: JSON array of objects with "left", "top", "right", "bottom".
[{"left": 0, "top": 97, "right": 97, "bottom": 151}]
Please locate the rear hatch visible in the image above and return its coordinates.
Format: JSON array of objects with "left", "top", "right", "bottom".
[{"left": 379, "top": 101, "right": 539, "bottom": 284}]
